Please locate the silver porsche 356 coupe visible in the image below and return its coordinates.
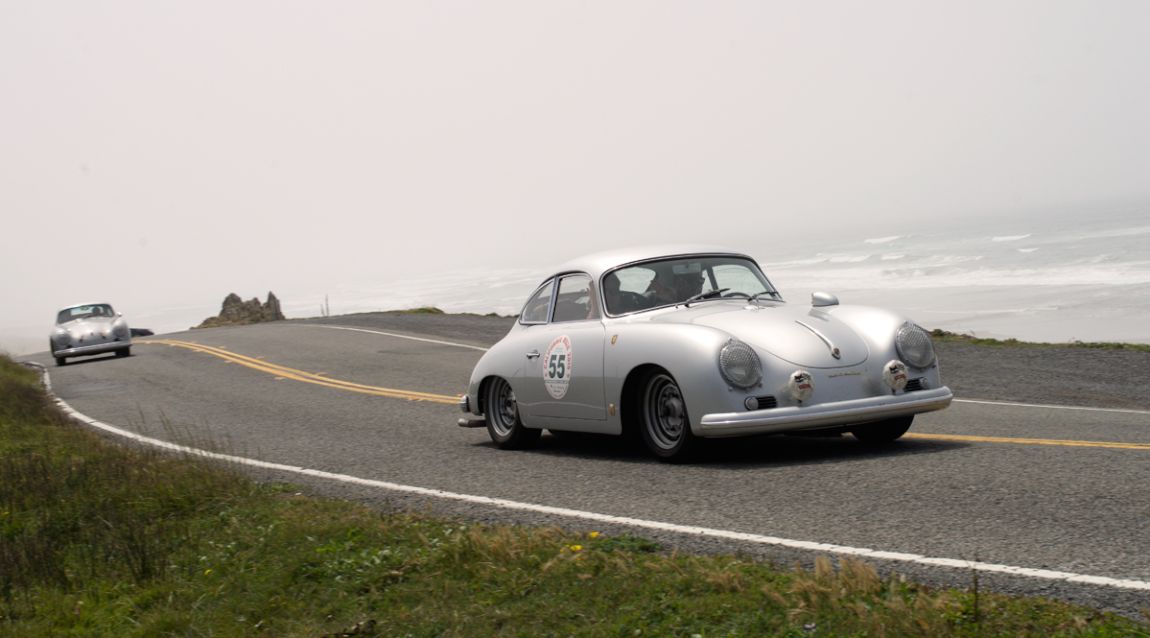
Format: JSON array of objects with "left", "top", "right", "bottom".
[
  {"left": 458, "top": 246, "right": 953, "bottom": 461},
  {"left": 50, "top": 302, "right": 132, "bottom": 366}
]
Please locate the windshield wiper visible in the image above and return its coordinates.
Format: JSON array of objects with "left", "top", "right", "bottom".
[
  {"left": 682, "top": 288, "right": 729, "bottom": 307},
  {"left": 748, "top": 291, "right": 782, "bottom": 303}
]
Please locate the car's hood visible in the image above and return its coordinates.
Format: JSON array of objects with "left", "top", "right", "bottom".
[
  {"left": 649, "top": 302, "right": 869, "bottom": 368},
  {"left": 57, "top": 317, "right": 118, "bottom": 336}
]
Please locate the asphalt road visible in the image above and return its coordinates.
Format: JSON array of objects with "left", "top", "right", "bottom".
[{"left": 23, "top": 319, "right": 1150, "bottom": 617}]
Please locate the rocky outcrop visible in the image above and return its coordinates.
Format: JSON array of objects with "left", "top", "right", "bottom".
[{"left": 195, "top": 292, "right": 286, "bottom": 329}]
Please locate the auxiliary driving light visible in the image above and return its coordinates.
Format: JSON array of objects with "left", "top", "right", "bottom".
[
  {"left": 787, "top": 370, "right": 814, "bottom": 403},
  {"left": 883, "top": 360, "right": 909, "bottom": 393}
]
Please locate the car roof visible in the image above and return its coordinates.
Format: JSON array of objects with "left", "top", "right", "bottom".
[{"left": 552, "top": 244, "right": 755, "bottom": 281}]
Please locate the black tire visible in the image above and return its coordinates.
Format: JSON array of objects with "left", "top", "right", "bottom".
[
  {"left": 55, "top": 357, "right": 66, "bottom": 367},
  {"left": 484, "top": 377, "right": 541, "bottom": 449},
  {"left": 851, "top": 415, "right": 914, "bottom": 443},
  {"left": 638, "top": 369, "right": 697, "bottom": 462},
  {"left": 116, "top": 347, "right": 131, "bottom": 358}
]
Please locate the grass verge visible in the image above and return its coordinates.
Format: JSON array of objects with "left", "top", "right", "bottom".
[
  {"left": 2, "top": 354, "right": 1148, "bottom": 637},
  {"left": 930, "top": 329, "right": 1150, "bottom": 353}
]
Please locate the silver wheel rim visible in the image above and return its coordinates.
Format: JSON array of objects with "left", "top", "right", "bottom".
[
  {"left": 644, "top": 374, "right": 686, "bottom": 451},
  {"left": 488, "top": 378, "right": 518, "bottom": 437}
]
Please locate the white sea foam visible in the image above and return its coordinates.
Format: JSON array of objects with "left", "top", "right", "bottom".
[
  {"left": 864, "top": 235, "right": 902, "bottom": 244},
  {"left": 1018, "top": 248, "right": 1040, "bottom": 253},
  {"left": 880, "top": 254, "right": 906, "bottom": 261},
  {"left": 992, "top": 234, "right": 1032, "bottom": 242},
  {"left": 827, "top": 254, "right": 872, "bottom": 264}
]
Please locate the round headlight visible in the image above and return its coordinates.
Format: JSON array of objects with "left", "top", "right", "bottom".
[
  {"left": 719, "top": 339, "right": 762, "bottom": 388},
  {"left": 895, "top": 323, "right": 936, "bottom": 368}
]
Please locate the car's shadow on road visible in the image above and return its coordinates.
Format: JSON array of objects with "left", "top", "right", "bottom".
[{"left": 477, "top": 430, "right": 968, "bottom": 468}]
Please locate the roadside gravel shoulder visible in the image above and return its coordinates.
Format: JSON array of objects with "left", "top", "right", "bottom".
[{"left": 294, "top": 312, "right": 1150, "bottom": 411}]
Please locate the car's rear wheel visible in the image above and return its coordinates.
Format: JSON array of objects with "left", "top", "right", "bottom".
[
  {"left": 55, "top": 356, "right": 66, "bottom": 367},
  {"left": 484, "top": 377, "right": 541, "bottom": 449},
  {"left": 116, "top": 347, "right": 131, "bottom": 358},
  {"left": 851, "top": 415, "right": 914, "bottom": 443},
  {"left": 639, "top": 370, "right": 697, "bottom": 462}
]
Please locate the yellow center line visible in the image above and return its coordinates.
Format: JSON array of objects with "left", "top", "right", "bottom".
[
  {"left": 141, "top": 339, "right": 459, "bottom": 405},
  {"left": 139, "top": 339, "right": 1150, "bottom": 450},
  {"left": 904, "top": 432, "right": 1150, "bottom": 451}
]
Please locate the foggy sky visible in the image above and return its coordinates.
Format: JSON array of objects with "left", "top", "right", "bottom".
[{"left": 3, "top": 1, "right": 1149, "bottom": 354}]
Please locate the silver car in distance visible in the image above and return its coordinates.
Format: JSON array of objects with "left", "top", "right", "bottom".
[
  {"left": 459, "top": 246, "right": 953, "bottom": 461},
  {"left": 50, "top": 302, "right": 132, "bottom": 366}
]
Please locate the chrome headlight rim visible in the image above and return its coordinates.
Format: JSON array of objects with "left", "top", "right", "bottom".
[
  {"left": 895, "top": 322, "right": 936, "bottom": 369},
  {"left": 718, "top": 339, "right": 762, "bottom": 389}
]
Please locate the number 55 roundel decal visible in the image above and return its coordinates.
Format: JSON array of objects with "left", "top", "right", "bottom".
[{"left": 544, "top": 335, "right": 573, "bottom": 399}]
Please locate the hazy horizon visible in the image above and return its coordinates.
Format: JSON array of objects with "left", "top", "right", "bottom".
[{"left": 4, "top": 1, "right": 1149, "bottom": 355}]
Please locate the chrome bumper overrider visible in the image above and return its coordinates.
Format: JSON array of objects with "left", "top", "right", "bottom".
[{"left": 698, "top": 387, "right": 953, "bottom": 437}]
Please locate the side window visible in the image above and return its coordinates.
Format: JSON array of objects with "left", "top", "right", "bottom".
[
  {"left": 552, "top": 275, "right": 597, "bottom": 322},
  {"left": 520, "top": 281, "right": 554, "bottom": 324}
]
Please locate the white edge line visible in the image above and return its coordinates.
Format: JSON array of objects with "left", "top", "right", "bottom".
[
  {"left": 23, "top": 361, "right": 1150, "bottom": 593},
  {"left": 953, "top": 398, "right": 1150, "bottom": 416},
  {"left": 305, "top": 324, "right": 1150, "bottom": 416},
  {"left": 306, "top": 324, "right": 490, "bottom": 352}
]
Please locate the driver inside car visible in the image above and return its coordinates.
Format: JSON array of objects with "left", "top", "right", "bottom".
[
  {"left": 645, "top": 268, "right": 678, "bottom": 304},
  {"left": 673, "top": 271, "right": 706, "bottom": 301}
]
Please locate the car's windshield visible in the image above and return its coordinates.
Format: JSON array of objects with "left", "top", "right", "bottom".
[
  {"left": 57, "top": 304, "right": 115, "bottom": 324},
  {"left": 603, "top": 256, "right": 780, "bottom": 316}
]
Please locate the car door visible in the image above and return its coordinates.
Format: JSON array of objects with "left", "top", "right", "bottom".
[{"left": 513, "top": 273, "right": 606, "bottom": 424}]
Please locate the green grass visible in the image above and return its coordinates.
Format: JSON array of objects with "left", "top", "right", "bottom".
[
  {"left": 2, "top": 355, "right": 1148, "bottom": 637},
  {"left": 395, "top": 306, "right": 447, "bottom": 314},
  {"left": 929, "top": 329, "right": 1150, "bottom": 353},
  {"left": 394, "top": 306, "right": 516, "bottom": 318}
]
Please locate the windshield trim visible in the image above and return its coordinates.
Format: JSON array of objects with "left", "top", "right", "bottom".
[{"left": 599, "top": 253, "right": 782, "bottom": 318}]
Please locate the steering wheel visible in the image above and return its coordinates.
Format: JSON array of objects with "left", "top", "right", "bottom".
[
  {"left": 613, "top": 291, "right": 650, "bottom": 312},
  {"left": 722, "top": 291, "right": 751, "bottom": 299}
]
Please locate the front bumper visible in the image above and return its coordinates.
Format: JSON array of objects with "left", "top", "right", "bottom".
[
  {"left": 53, "top": 340, "right": 131, "bottom": 359},
  {"left": 698, "top": 386, "right": 953, "bottom": 437}
]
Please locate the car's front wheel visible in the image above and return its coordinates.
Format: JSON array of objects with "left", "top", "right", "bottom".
[
  {"left": 484, "top": 377, "right": 541, "bottom": 449},
  {"left": 639, "top": 369, "right": 697, "bottom": 462},
  {"left": 55, "top": 356, "right": 66, "bottom": 367},
  {"left": 116, "top": 347, "right": 131, "bottom": 358},
  {"left": 851, "top": 415, "right": 914, "bottom": 443}
]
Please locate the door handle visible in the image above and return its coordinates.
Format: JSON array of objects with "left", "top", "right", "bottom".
[{"left": 526, "top": 350, "right": 540, "bottom": 359}]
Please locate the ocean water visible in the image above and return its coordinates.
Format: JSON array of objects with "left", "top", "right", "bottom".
[
  {"left": 753, "top": 213, "right": 1150, "bottom": 344},
  {"left": 12, "top": 211, "right": 1141, "bottom": 357},
  {"left": 281, "top": 211, "right": 1150, "bottom": 345}
]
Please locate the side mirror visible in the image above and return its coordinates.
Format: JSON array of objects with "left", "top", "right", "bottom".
[{"left": 811, "top": 292, "right": 839, "bottom": 308}]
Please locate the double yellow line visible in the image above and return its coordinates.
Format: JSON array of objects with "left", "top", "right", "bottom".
[
  {"left": 905, "top": 432, "right": 1150, "bottom": 451},
  {"left": 142, "top": 339, "right": 1150, "bottom": 452},
  {"left": 142, "top": 339, "right": 459, "bottom": 405}
]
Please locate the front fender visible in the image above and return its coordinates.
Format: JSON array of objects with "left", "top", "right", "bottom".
[{"left": 604, "top": 322, "right": 735, "bottom": 436}]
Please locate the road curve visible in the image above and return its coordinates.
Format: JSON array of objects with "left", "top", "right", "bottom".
[{"left": 23, "top": 321, "right": 1150, "bottom": 616}]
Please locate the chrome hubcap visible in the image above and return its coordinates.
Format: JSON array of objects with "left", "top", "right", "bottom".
[
  {"left": 645, "top": 374, "right": 686, "bottom": 450},
  {"left": 489, "top": 378, "right": 518, "bottom": 437}
]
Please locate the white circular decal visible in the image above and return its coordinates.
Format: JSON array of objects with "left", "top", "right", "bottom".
[{"left": 543, "top": 335, "right": 574, "bottom": 399}]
